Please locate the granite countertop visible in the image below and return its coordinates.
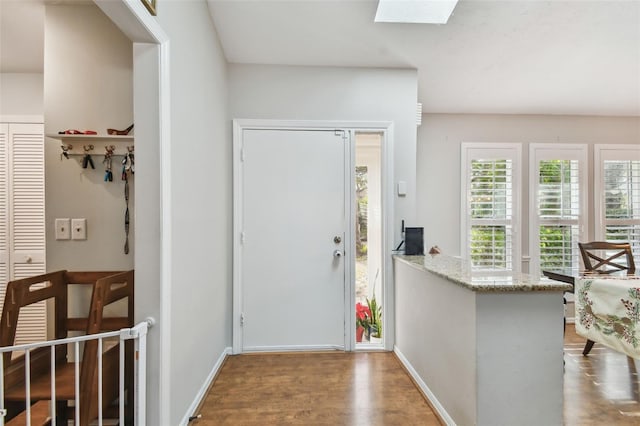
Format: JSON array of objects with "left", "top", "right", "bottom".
[{"left": 394, "top": 254, "right": 572, "bottom": 293}]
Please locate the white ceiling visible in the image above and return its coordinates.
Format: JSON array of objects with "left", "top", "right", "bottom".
[
  {"left": 208, "top": 0, "right": 640, "bottom": 116},
  {"left": 2, "top": 1, "right": 639, "bottom": 116}
]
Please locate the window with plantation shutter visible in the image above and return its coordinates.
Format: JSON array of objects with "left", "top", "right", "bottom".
[
  {"left": 0, "top": 121, "right": 46, "bottom": 345},
  {"left": 461, "top": 143, "right": 521, "bottom": 273},
  {"left": 529, "top": 145, "right": 587, "bottom": 277},
  {"left": 595, "top": 145, "right": 640, "bottom": 262}
]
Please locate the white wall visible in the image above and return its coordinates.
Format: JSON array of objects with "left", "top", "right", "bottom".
[
  {"left": 229, "top": 64, "right": 418, "bottom": 246},
  {"left": 155, "top": 2, "right": 232, "bottom": 424},
  {"left": 417, "top": 113, "right": 640, "bottom": 260},
  {"left": 44, "top": 4, "right": 134, "bottom": 272},
  {"left": 0, "top": 73, "right": 43, "bottom": 115},
  {"left": 394, "top": 259, "right": 476, "bottom": 425}
]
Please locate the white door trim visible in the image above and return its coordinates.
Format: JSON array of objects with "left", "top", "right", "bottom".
[
  {"left": 94, "top": 0, "right": 170, "bottom": 422},
  {"left": 232, "top": 119, "right": 394, "bottom": 354}
]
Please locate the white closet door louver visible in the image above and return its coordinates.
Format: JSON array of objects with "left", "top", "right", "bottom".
[
  {"left": 10, "top": 124, "right": 45, "bottom": 254},
  {"left": 2, "top": 122, "right": 47, "bottom": 345}
]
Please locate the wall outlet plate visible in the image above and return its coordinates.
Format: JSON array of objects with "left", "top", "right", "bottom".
[
  {"left": 55, "top": 218, "right": 71, "bottom": 240},
  {"left": 71, "top": 218, "right": 87, "bottom": 240}
]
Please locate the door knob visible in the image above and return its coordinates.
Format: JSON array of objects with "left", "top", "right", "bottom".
[{"left": 333, "top": 250, "right": 343, "bottom": 258}]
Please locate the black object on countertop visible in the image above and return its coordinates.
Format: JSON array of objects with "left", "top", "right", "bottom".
[{"left": 405, "top": 227, "right": 424, "bottom": 255}]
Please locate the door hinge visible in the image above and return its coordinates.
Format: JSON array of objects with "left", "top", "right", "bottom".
[
  {"left": 240, "top": 231, "right": 246, "bottom": 244},
  {"left": 240, "top": 313, "right": 245, "bottom": 326},
  {"left": 240, "top": 147, "right": 245, "bottom": 162}
]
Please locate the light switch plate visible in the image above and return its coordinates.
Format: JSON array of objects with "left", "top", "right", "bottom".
[
  {"left": 71, "top": 218, "right": 87, "bottom": 240},
  {"left": 55, "top": 218, "right": 71, "bottom": 240},
  {"left": 397, "top": 181, "right": 407, "bottom": 196}
]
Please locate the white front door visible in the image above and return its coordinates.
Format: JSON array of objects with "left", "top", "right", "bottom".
[{"left": 238, "top": 128, "right": 348, "bottom": 351}]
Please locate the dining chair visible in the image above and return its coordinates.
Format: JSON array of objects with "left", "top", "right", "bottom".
[
  {"left": 578, "top": 241, "right": 636, "bottom": 275},
  {"left": 578, "top": 242, "right": 636, "bottom": 355}
]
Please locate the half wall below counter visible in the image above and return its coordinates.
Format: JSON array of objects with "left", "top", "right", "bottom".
[{"left": 394, "top": 254, "right": 571, "bottom": 426}]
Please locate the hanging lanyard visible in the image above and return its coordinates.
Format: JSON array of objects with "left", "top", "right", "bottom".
[
  {"left": 122, "top": 148, "right": 134, "bottom": 254},
  {"left": 124, "top": 177, "right": 130, "bottom": 255}
]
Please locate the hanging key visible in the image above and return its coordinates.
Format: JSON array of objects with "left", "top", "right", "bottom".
[
  {"left": 82, "top": 145, "right": 95, "bottom": 169},
  {"left": 60, "top": 144, "right": 72, "bottom": 160},
  {"left": 103, "top": 145, "right": 114, "bottom": 182}
]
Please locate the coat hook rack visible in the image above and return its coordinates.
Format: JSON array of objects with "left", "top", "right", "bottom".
[{"left": 57, "top": 142, "right": 134, "bottom": 163}]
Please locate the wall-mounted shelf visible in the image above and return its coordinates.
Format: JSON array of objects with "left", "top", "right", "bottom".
[
  {"left": 46, "top": 134, "right": 134, "bottom": 143},
  {"left": 47, "top": 134, "right": 134, "bottom": 157}
]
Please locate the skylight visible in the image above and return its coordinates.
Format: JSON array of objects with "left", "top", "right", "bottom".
[{"left": 374, "top": 0, "right": 459, "bottom": 24}]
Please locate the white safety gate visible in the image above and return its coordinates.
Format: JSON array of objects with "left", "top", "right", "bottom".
[{"left": 0, "top": 319, "right": 152, "bottom": 425}]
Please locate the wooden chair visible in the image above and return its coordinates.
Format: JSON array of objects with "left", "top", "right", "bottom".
[
  {"left": 578, "top": 241, "right": 636, "bottom": 275},
  {"left": 578, "top": 242, "right": 636, "bottom": 355},
  {"left": 0, "top": 270, "right": 134, "bottom": 425}
]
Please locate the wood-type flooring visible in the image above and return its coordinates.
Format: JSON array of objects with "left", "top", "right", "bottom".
[
  {"left": 192, "top": 330, "right": 640, "bottom": 425},
  {"left": 192, "top": 351, "right": 441, "bottom": 425},
  {"left": 564, "top": 326, "right": 640, "bottom": 425}
]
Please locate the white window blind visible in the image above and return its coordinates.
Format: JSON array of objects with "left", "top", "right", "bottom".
[
  {"left": 530, "top": 145, "right": 587, "bottom": 276},
  {"left": 461, "top": 144, "right": 521, "bottom": 273},
  {"left": 596, "top": 145, "right": 640, "bottom": 261},
  {"left": 537, "top": 159, "right": 581, "bottom": 269},
  {"left": 469, "top": 159, "right": 513, "bottom": 270}
]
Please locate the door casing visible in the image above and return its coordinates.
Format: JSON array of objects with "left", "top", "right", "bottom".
[{"left": 232, "top": 119, "right": 395, "bottom": 354}]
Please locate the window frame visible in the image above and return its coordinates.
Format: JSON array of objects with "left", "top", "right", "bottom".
[
  {"left": 528, "top": 144, "right": 588, "bottom": 277},
  {"left": 594, "top": 144, "right": 640, "bottom": 255},
  {"left": 461, "top": 143, "right": 522, "bottom": 273}
]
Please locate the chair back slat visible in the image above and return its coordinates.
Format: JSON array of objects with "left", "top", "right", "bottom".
[
  {"left": 578, "top": 242, "right": 636, "bottom": 274},
  {"left": 79, "top": 270, "right": 134, "bottom": 424}
]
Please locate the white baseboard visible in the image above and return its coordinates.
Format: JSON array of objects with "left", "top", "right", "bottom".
[
  {"left": 179, "top": 346, "right": 232, "bottom": 426},
  {"left": 394, "top": 346, "right": 457, "bottom": 426},
  {"left": 242, "top": 344, "right": 344, "bottom": 352}
]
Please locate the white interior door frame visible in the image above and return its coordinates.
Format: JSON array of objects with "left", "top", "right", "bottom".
[
  {"left": 232, "top": 119, "right": 394, "bottom": 354},
  {"left": 94, "top": 1, "right": 170, "bottom": 423}
]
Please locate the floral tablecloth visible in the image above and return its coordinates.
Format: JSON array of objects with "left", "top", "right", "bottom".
[{"left": 575, "top": 276, "right": 640, "bottom": 359}]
